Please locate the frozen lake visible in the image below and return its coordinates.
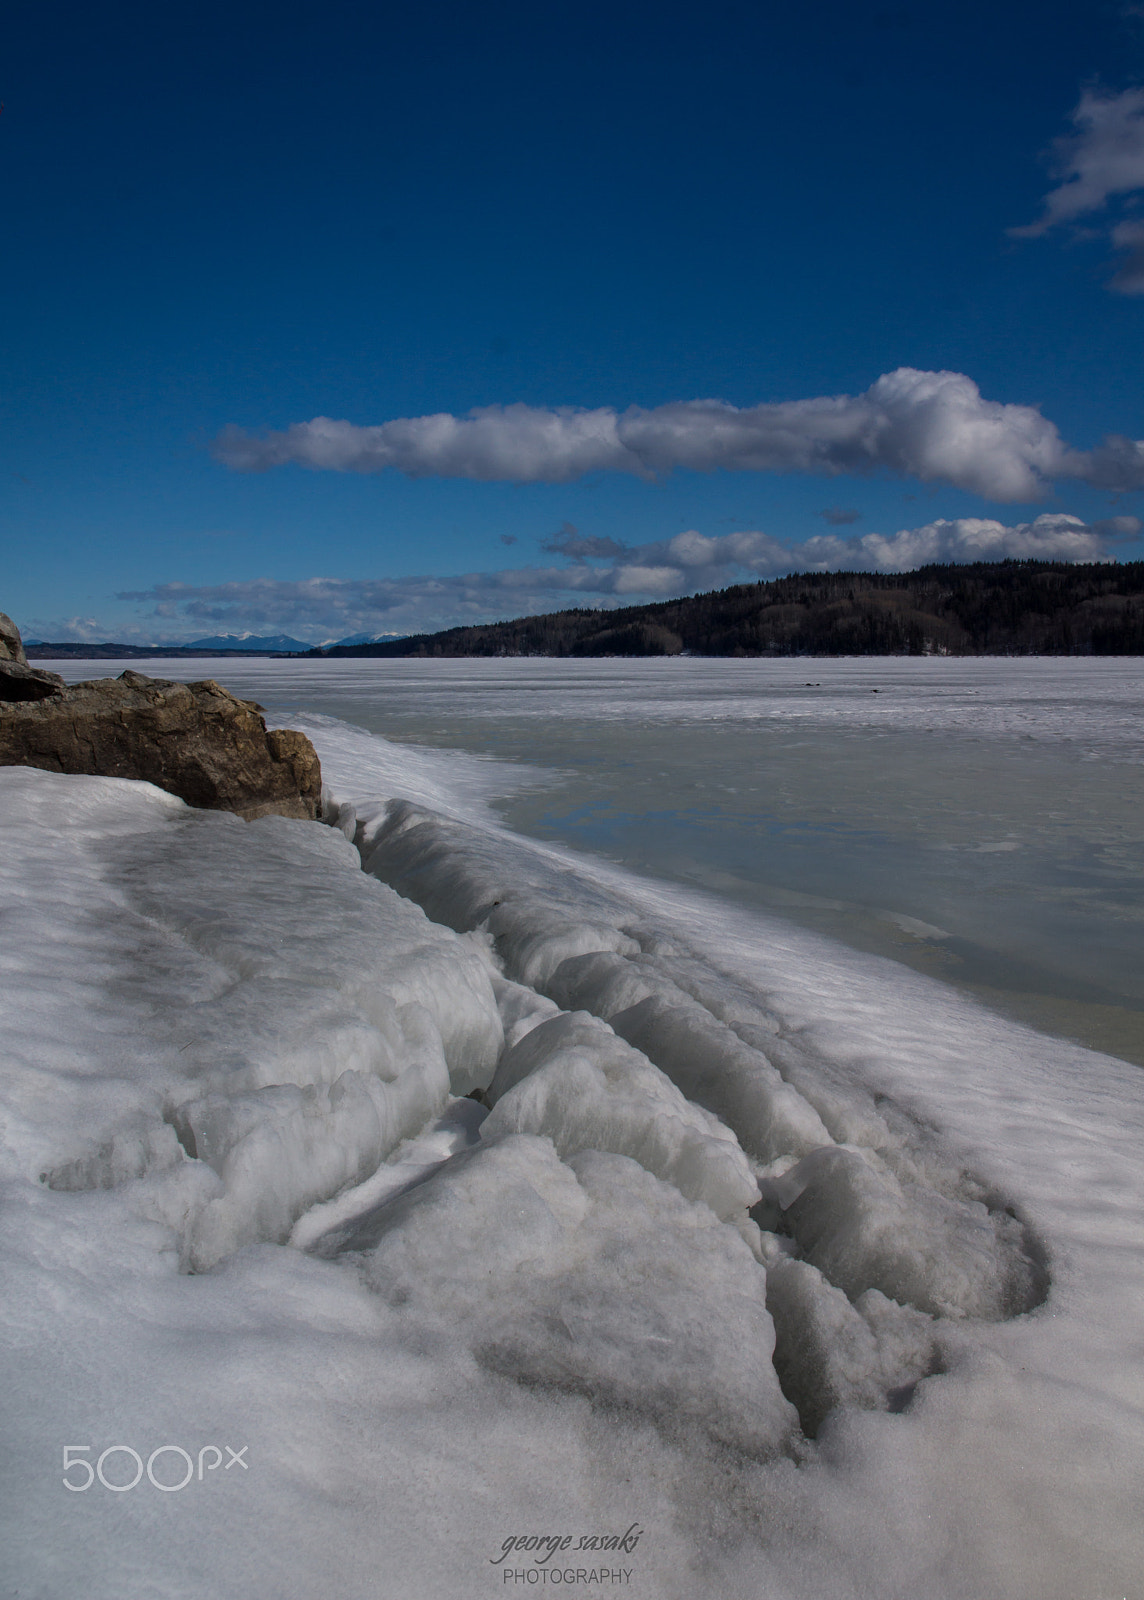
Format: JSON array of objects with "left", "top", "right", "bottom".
[
  {"left": 9, "top": 652, "right": 1144, "bottom": 1600},
  {"left": 53, "top": 655, "right": 1144, "bottom": 1067}
]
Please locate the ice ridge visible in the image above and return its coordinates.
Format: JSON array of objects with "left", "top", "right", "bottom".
[{"left": 0, "top": 763, "right": 1047, "bottom": 1486}]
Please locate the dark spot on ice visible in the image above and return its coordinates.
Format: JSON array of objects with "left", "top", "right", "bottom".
[
  {"left": 748, "top": 1197, "right": 791, "bottom": 1237},
  {"left": 164, "top": 1106, "right": 198, "bottom": 1160},
  {"left": 886, "top": 1381, "right": 918, "bottom": 1413},
  {"left": 887, "top": 1349, "right": 946, "bottom": 1414}
]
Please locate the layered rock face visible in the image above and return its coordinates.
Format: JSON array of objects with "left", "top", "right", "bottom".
[{"left": 0, "top": 615, "right": 321, "bottom": 820}]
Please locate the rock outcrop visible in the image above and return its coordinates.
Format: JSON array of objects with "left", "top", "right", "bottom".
[
  {"left": 0, "top": 612, "right": 26, "bottom": 662},
  {"left": 1, "top": 615, "right": 321, "bottom": 820},
  {"left": 0, "top": 611, "right": 66, "bottom": 701},
  {"left": 0, "top": 658, "right": 67, "bottom": 701}
]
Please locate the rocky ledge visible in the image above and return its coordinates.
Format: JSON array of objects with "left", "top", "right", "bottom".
[{"left": 0, "top": 615, "right": 321, "bottom": 821}]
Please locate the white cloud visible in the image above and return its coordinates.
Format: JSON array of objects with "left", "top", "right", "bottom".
[
  {"left": 610, "top": 564, "right": 683, "bottom": 595},
  {"left": 617, "top": 370, "right": 1068, "bottom": 500},
  {"left": 1012, "top": 88, "right": 1144, "bottom": 237},
  {"left": 112, "top": 513, "right": 1137, "bottom": 643},
  {"left": 1011, "top": 87, "right": 1144, "bottom": 294},
  {"left": 209, "top": 366, "right": 1144, "bottom": 502},
  {"left": 22, "top": 614, "right": 106, "bottom": 644},
  {"left": 212, "top": 405, "right": 627, "bottom": 483},
  {"left": 794, "top": 513, "right": 1136, "bottom": 572}
]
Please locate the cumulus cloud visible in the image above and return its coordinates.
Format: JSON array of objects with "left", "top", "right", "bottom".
[
  {"left": 610, "top": 515, "right": 1133, "bottom": 586},
  {"left": 1012, "top": 87, "right": 1144, "bottom": 294},
  {"left": 212, "top": 367, "right": 1144, "bottom": 501},
  {"left": 114, "top": 513, "right": 1137, "bottom": 643},
  {"left": 791, "top": 513, "right": 1138, "bottom": 573}
]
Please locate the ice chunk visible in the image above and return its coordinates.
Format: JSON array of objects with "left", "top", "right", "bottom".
[
  {"left": 178, "top": 1050, "right": 450, "bottom": 1270},
  {"left": 772, "top": 1145, "right": 1045, "bottom": 1320},
  {"left": 491, "top": 973, "right": 563, "bottom": 1050},
  {"left": 290, "top": 1096, "right": 487, "bottom": 1256},
  {"left": 0, "top": 768, "right": 501, "bottom": 1225},
  {"left": 482, "top": 1011, "right": 759, "bottom": 1220},
  {"left": 360, "top": 802, "right": 830, "bottom": 1162},
  {"left": 609, "top": 991, "right": 833, "bottom": 1164},
  {"left": 121, "top": 808, "right": 504, "bottom": 1096},
  {"left": 762, "top": 1245, "right": 936, "bottom": 1434},
  {"left": 357, "top": 1134, "right": 799, "bottom": 1457},
  {"left": 546, "top": 946, "right": 666, "bottom": 1017},
  {"left": 322, "top": 793, "right": 358, "bottom": 841},
  {"left": 360, "top": 799, "right": 642, "bottom": 987},
  {"left": 618, "top": 936, "right": 784, "bottom": 1042}
]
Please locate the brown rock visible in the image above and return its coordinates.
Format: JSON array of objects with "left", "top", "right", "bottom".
[
  {"left": 0, "top": 659, "right": 67, "bottom": 702},
  {"left": 0, "top": 668, "right": 322, "bottom": 821},
  {"left": 0, "top": 612, "right": 28, "bottom": 664},
  {"left": 0, "top": 612, "right": 67, "bottom": 701}
]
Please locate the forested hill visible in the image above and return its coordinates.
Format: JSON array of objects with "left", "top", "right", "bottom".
[{"left": 313, "top": 560, "right": 1144, "bottom": 659}]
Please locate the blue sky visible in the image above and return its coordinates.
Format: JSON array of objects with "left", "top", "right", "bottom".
[{"left": 3, "top": 0, "right": 1144, "bottom": 643}]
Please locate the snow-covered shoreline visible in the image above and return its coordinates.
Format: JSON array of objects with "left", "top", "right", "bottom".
[{"left": 3, "top": 720, "right": 1143, "bottom": 1599}]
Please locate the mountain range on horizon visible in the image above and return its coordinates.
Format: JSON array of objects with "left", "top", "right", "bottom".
[
  {"left": 181, "top": 632, "right": 312, "bottom": 652},
  {"left": 21, "top": 630, "right": 407, "bottom": 656}
]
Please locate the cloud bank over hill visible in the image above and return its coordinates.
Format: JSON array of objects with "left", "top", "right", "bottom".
[
  {"left": 212, "top": 368, "right": 1144, "bottom": 502},
  {"left": 108, "top": 513, "right": 1137, "bottom": 643}
]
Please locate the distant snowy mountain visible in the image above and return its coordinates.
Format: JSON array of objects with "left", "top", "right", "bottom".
[
  {"left": 321, "top": 631, "right": 408, "bottom": 648},
  {"left": 181, "top": 633, "right": 312, "bottom": 652}
]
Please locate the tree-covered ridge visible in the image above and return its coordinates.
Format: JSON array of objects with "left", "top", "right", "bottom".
[{"left": 312, "top": 560, "right": 1144, "bottom": 658}]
